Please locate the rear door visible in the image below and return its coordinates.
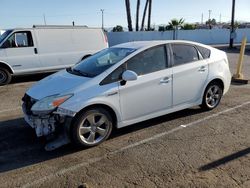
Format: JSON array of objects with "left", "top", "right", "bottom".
[
  {"left": 171, "top": 43, "right": 209, "bottom": 106},
  {"left": 4, "top": 30, "right": 40, "bottom": 73}
]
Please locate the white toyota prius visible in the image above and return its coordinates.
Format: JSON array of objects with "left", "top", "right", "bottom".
[{"left": 22, "top": 40, "right": 231, "bottom": 150}]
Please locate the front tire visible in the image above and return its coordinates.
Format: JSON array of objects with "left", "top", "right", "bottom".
[
  {"left": 72, "top": 108, "right": 113, "bottom": 147},
  {"left": 0, "top": 68, "right": 11, "bottom": 86},
  {"left": 201, "top": 82, "right": 223, "bottom": 110}
]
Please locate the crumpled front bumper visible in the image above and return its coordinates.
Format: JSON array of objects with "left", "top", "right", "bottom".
[{"left": 22, "top": 103, "right": 57, "bottom": 137}]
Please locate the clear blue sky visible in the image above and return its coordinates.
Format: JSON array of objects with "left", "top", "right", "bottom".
[{"left": 0, "top": 0, "right": 250, "bottom": 29}]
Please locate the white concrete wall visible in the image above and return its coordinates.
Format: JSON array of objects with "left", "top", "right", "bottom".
[{"left": 107, "top": 28, "right": 250, "bottom": 46}]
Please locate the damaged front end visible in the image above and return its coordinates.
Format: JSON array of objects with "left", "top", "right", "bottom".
[{"left": 22, "top": 94, "right": 75, "bottom": 151}]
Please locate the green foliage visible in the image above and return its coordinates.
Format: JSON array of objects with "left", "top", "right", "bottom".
[
  {"left": 168, "top": 18, "right": 185, "bottom": 28},
  {"left": 182, "top": 23, "right": 196, "bottom": 30},
  {"left": 112, "top": 25, "right": 124, "bottom": 32},
  {"left": 206, "top": 18, "right": 216, "bottom": 25},
  {"left": 158, "top": 26, "right": 166, "bottom": 31},
  {"left": 164, "top": 18, "right": 185, "bottom": 31}
]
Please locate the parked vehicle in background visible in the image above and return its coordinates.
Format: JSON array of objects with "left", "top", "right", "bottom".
[
  {"left": 22, "top": 40, "right": 231, "bottom": 150},
  {"left": 0, "top": 25, "right": 108, "bottom": 85}
]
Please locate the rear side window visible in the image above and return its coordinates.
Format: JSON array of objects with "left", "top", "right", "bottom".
[
  {"left": 196, "top": 45, "right": 211, "bottom": 59},
  {"left": 126, "top": 45, "right": 167, "bottom": 76},
  {"left": 172, "top": 44, "right": 199, "bottom": 66}
]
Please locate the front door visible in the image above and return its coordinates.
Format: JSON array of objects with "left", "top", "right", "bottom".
[
  {"left": 119, "top": 45, "right": 173, "bottom": 121},
  {"left": 4, "top": 30, "right": 41, "bottom": 73}
]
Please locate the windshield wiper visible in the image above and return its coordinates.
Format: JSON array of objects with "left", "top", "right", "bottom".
[{"left": 72, "top": 69, "right": 94, "bottom": 77}]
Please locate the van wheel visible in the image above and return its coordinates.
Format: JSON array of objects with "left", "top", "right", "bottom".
[
  {"left": 72, "top": 108, "right": 113, "bottom": 147},
  {"left": 0, "top": 68, "right": 11, "bottom": 86},
  {"left": 201, "top": 82, "right": 223, "bottom": 110}
]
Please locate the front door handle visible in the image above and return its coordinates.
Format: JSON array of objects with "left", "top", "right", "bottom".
[
  {"left": 34, "top": 48, "right": 38, "bottom": 54},
  {"left": 198, "top": 66, "right": 206, "bottom": 72},
  {"left": 160, "top": 77, "right": 171, "bottom": 84}
]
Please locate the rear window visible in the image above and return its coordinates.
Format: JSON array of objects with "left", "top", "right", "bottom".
[{"left": 196, "top": 46, "right": 211, "bottom": 59}]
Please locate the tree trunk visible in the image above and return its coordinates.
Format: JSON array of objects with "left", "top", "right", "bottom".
[
  {"left": 136, "top": 0, "right": 140, "bottom": 31},
  {"left": 125, "top": 0, "right": 133, "bottom": 31},
  {"left": 147, "top": 0, "right": 152, "bottom": 30},
  {"left": 140, "top": 0, "right": 149, "bottom": 31}
]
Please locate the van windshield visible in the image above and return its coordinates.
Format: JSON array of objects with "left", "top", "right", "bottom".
[
  {"left": 0, "top": 30, "right": 13, "bottom": 45},
  {"left": 70, "top": 47, "right": 136, "bottom": 77}
]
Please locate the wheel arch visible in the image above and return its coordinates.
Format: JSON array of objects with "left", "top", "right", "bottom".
[
  {"left": 0, "top": 62, "right": 14, "bottom": 74},
  {"left": 71, "top": 103, "right": 118, "bottom": 130},
  {"left": 206, "top": 78, "right": 224, "bottom": 92}
]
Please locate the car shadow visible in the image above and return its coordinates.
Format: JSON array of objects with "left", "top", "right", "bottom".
[
  {"left": 199, "top": 147, "right": 250, "bottom": 171},
  {"left": 0, "top": 107, "right": 205, "bottom": 173},
  {"left": 10, "top": 72, "right": 53, "bottom": 85}
]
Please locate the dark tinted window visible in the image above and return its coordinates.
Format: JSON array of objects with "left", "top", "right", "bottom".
[
  {"left": 72, "top": 48, "right": 135, "bottom": 77},
  {"left": 172, "top": 44, "right": 199, "bottom": 66},
  {"left": 196, "top": 45, "right": 211, "bottom": 59},
  {"left": 127, "top": 46, "right": 167, "bottom": 76}
]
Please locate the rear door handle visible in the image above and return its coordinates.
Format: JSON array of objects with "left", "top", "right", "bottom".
[
  {"left": 198, "top": 66, "right": 206, "bottom": 72},
  {"left": 160, "top": 77, "right": 171, "bottom": 84},
  {"left": 34, "top": 48, "right": 38, "bottom": 54}
]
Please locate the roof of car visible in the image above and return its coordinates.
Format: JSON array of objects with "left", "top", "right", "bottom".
[{"left": 112, "top": 40, "right": 208, "bottom": 50}]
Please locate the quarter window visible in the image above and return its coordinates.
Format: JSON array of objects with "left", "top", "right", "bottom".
[
  {"left": 196, "top": 45, "right": 211, "bottom": 59},
  {"left": 126, "top": 46, "right": 167, "bottom": 76},
  {"left": 172, "top": 44, "right": 199, "bottom": 66}
]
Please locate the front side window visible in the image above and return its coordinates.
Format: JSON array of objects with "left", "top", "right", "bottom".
[
  {"left": 126, "top": 45, "right": 167, "bottom": 76},
  {"left": 71, "top": 47, "right": 136, "bottom": 77},
  {"left": 2, "top": 31, "right": 33, "bottom": 48},
  {"left": 172, "top": 44, "right": 199, "bottom": 66}
]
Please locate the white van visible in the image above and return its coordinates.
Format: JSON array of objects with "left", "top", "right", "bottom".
[{"left": 0, "top": 25, "right": 108, "bottom": 85}]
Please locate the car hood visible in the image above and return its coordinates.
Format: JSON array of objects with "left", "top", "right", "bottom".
[{"left": 27, "top": 70, "right": 91, "bottom": 100}]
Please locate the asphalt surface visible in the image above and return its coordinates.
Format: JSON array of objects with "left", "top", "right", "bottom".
[{"left": 0, "top": 47, "right": 250, "bottom": 188}]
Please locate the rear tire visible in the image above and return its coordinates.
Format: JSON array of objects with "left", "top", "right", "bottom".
[
  {"left": 72, "top": 108, "right": 113, "bottom": 147},
  {"left": 0, "top": 68, "right": 11, "bottom": 86},
  {"left": 201, "top": 82, "right": 223, "bottom": 111}
]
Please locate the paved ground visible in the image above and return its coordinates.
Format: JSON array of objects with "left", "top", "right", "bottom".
[{"left": 0, "top": 47, "right": 250, "bottom": 188}]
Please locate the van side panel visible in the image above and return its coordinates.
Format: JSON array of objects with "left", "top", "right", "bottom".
[{"left": 35, "top": 28, "right": 107, "bottom": 71}]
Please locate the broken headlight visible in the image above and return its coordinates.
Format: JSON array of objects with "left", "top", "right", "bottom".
[{"left": 31, "top": 94, "right": 73, "bottom": 115}]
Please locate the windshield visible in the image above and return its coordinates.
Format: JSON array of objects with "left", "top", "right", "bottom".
[
  {"left": 70, "top": 47, "right": 136, "bottom": 77},
  {"left": 0, "top": 30, "right": 13, "bottom": 44}
]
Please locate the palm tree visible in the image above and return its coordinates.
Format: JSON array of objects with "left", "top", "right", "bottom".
[
  {"left": 147, "top": 0, "right": 152, "bottom": 31},
  {"left": 125, "top": 0, "right": 133, "bottom": 31},
  {"left": 135, "top": 0, "right": 140, "bottom": 31},
  {"left": 140, "top": 0, "right": 149, "bottom": 31},
  {"left": 168, "top": 18, "right": 185, "bottom": 39},
  {"left": 168, "top": 18, "right": 185, "bottom": 29}
]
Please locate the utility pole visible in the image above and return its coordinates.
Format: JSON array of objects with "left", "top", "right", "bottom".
[
  {"left": 201, "top": 13, "right": 203, "bottom": 24},
  {"left": 230, "top": 0, "right": 236, "bottom": 48},
  {"left": 100, "top": 9, "right": 104, "bottom": 29},
  {"left": 208, "top": 10, "right": 212, "bottom": 20},
  {"left": 208, "top": 10, "right": 212, "bottom": 29},
  {"left": 43, "top": 14, "right": 47, "bottom": 25},
  {"left": 219, "top": 13, "right": 222, "bottom": 23}
]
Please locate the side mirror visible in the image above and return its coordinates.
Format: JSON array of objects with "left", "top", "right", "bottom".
[{"left": 122, "top": 70, "right": 138, "bottom": 81}]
